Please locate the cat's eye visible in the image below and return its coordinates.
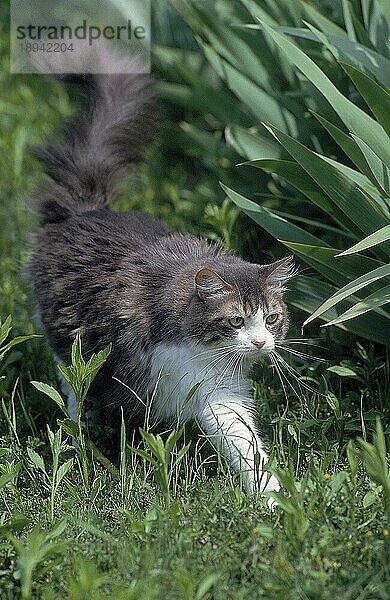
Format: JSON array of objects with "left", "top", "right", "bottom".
[
  {"left": 229, "top": 316, "right": 244, "bottom": 328},
  {"left": 266, "top": 313, "right": 279, "bottom": 325}
]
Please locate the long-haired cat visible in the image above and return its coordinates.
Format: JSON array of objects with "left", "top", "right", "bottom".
[{"left": 27, "top": 53, "right": 295, "bottom": 497}]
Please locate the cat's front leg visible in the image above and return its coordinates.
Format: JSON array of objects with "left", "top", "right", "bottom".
[{"left": 199, "top": 395, "right": 280, "bottom": 495}]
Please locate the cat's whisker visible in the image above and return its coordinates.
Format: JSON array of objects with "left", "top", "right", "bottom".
[
  {"left": 275, "top": 344, "right": 327, "bottom": 363},
  {"left": 184, "top": 347, "right": 237, "bottom": 373},
  {"left": 269, "top": 352, "right": 290, "bottom": 401},
  {"left": 272, "top": 350, "right": 323, "bottom": 397},
  {"left": 206, "top": 351, "right": 243, "bottom": 396},
  {"left": 197, "top": 352, "right": 240, "bottom": 391},
  {"left": 229, "top": 353, "right": 242, "bottom": 388},
  {"left": 271, "top": 352, "right": 305, "bottom": 402},
  {"left": 281, "top": 339, "right": 326, "bottom": 350},
  {"left": 184, "top": 345, "right": 241, "bottom": 364},
  {"left": 197, "top": 349, "right": 239, "bottom": 377}
]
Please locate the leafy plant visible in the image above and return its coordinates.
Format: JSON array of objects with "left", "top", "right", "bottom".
[
  {"left": 9, "top": 520, "right": 68, "bottom": 600},
  {"left": 0, "top": 316, "right": 39, "bottom": 364},
  {"left": 131, "top": 427, "right": 191, "bottom": 506},
  {"left": 358, "top": 418, "right": 390, "bottom": 528},
  {"left": 163, "top": 0, "right": 390, "bottom": 344},
  {"left": 31, "top": 334, "right": 111, "bottom": 489},
  {"left": 27, "top": 425, "right": 73, "bottom": 521}
]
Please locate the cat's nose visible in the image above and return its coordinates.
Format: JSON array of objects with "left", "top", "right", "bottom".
[{"left": 252, "top": 339, "right": 266, "bottom": 349}]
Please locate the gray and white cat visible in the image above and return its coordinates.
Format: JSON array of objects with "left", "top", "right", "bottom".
[{"left": 28, "top": 61, "right": 294, "bottom": 496}]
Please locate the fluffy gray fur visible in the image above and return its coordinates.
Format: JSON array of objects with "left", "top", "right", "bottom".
[{"left": 27, "top": 58, "right": 295, "bottom": 494}]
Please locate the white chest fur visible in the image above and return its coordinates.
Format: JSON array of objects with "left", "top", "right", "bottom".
[
  {"left": 148, "top": 342, "right": 280, "bottom": 496},
  {"left": 148, "top": 342, "right": 252, "bottom": 425}
]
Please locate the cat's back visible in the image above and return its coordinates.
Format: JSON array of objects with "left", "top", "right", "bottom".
[{"left": 31, "top": 208, "right": 168, "bottom": 268}]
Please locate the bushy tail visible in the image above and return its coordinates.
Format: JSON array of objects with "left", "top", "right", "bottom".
[{"left": 33, "top": 52, "right": 156, "bottom": 223}]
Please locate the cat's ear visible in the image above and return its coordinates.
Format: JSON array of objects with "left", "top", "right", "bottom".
[
  {"left": 260, "top": 256, "right": 296, "bottom": 292},
  {"left": 195, "top": 268, "right": 232, "bottom": 300}
]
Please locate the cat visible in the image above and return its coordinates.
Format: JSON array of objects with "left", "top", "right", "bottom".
[{"left": 27, "top": 54, "right": 295, "bottom": 497}]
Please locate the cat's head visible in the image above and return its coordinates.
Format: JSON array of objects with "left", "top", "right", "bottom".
[{"left": 185, "top": 256, "right": 295, "bottom": 357}]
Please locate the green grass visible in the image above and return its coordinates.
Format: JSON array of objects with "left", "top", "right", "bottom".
[
  {"left": 1, "top": 4, "right": 390, "bottom": 599},
  {"left": 0, "top": 322, "right": 389, "bottom": 599}
]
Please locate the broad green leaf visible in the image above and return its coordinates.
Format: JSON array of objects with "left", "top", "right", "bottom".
[
  {"left": 300, "top": 1, "right": 347, "bottom": 37},
  {"left": 341, "top": 0, "right": 357, "bottom": 41},
  {"left": 27, "top": 447, "right": 46, "bottom": 474},
  {"left": 358, "top": 419, "right": 390, "bottom": 492},
  {"left": 242, "top": 24, "right": 390, "bottom": 87},
  {"left": 243, "top": 157, "right": 362, "bottom": 233},
  {"left": 264, "top": 123, "right": 388, "bottom": 234},
  {"left": 31, "top": 382, "right": 68, "bottom": 417},
  {"left": 0, "top": 470, "right": 19, "bottom": 490},
  {"left": 362, "top": 489, "right": 377, "bottom": 509},
  {"left": 220, "top": 183, "right": 324, "bottom": 246},
  {"left": 130, "top": 446, "right": 159, "bottom": 467},
  {"left": 327, "top": 366, "right": 358, "bottom": 377},
  {"left": 240, "top": 0, "right": 278, "bottom": 25},
  {"left": 337, "top": 225, "right": 390, "bottom": 256},
  {"left": 319, "top": 155, "right": 390, "bottom": 219},
  {"left": 272, "top": 209, "right": 354, "bottom": 239},
  {"left": 242, "top": 155, "right": 361, "bottom": 234},
  {"left": 364, "top": 1, "right": 390, "bottom": 59},
  {"left": 375, "top": 0, "right": 390, "bottom": 29},
  {"left": 71, "top": 334, "right": 84, "bottom": 368},
  {"left": 226, "top": 125, "right": 282, "bottom": 161},
  {"left": 0, "top": 513, "right": 28, "bottom": 536},
  {"left": 191, "top": 4, "right": 272, "bottom": 89},
  {"left": 201, "top": 41, "right": 297, "bottom": 134},
  {"left": 342, "top": 63, "right": 390, "bottom": 137},
  {"left": 348, "top": 7, "right": 377, "bottom": 50},
  {"left": 351, "top": 136, "right": 390, "bottom": 197},
  {"left": 85, "top": 344, "right": 112, "bottom": 380},
  {"left": 282, "top": 241, "right": 385, "bottom": 288},
  {"left": 323, "top": 284, "right": 390, "bottom": 326},
  {"left": 57, "top": 418, "right": 79, "bottom": 438},
  {"left": 0, "top": 316, "right": 12, "bottom": 346},
  {"left": 286, "top": 276, "right": 390, "bottom": 344},
  {"left": 258, "top": 20, "right": 390, "bottom": 167},
  {"left": 139, "top": 429, "right": 166, "bottom": 462},
  {"left": 55, "top": 459, "right": 73, "bottom": 487},
  {"left": 166, "top": 427, "right": 184, "bottom": 456},
  {"left": 311, "top": 112, "right": 373, "bottom": 181},
  {"left": 303, "top": 264, "right": 390, "bottom": 327},
  {"left": 0, "top": 334, "right": 41, "bottom": 361},
  {"left": 195, "top": 574, "right": 220, "bottom": 600}
]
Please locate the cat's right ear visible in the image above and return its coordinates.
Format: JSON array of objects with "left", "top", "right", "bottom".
[{"left": 195, "top": 268, "right": 232, "bottom": 300}]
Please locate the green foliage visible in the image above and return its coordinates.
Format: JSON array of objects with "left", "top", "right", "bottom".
[
  {"left": 9, "top": 520, "right": 68, "bottom": 600},
  {"left": 131, "top": 427, "right": 191, "bottom": 506},
  {"left": 0, "top": 1, "right": 390, "bottom": 597},
  {"left": 163, "top": 0, "right": 390, "bottom": 344},
  {"left": 0, "top": 318, "right": 387, "bottom": 597},
  {"left": 358, "top": 418, "right": 390, "bottom": 527},
  {"left": 31, "top": 335, "right": 111, "bottom": 489},
  {"left": 0, "top": 316, "right": 40, "bottom": 364}
]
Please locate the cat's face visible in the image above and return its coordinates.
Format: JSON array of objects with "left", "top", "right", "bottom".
[{"left": 185, "top": 257, "right": 294, "bottom": 358}]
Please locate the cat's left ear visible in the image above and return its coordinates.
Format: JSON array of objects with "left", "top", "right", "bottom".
[
  {"left": 195, "top": 268, "right": 232, "bottom": 300},
  {"left": 259, "top": 256, "right": 296, "bottom": 292}
]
